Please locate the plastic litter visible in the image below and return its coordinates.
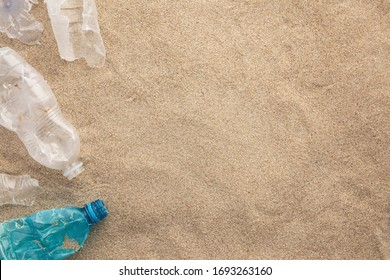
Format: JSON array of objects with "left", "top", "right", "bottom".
[
  {"left": 0, "top": 0, "right": 43, "bottom": 44},
  {"left": 45, "top": 0, "right": 106, "bottom": 68},
  {"left": 0, "top": 173, "right": 43, "bottom": 206},
  {"left": 0, "top": 199, "right": 108, "bottom": 260},
  {"left": 0, "top": 47, "right": 84, "bottom": 180}
]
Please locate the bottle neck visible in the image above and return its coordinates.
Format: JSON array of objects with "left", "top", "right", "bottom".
[
  {"left": 63, "top": 161, "right": 84, "bottom": 180},
  {"left": 82, "top": 200, "right": 108, "bottom": 225},
  {"left": 82, "top": 207, "right": 95, "bottom": 225}
]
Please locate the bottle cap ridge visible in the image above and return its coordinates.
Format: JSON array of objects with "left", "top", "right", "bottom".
[{"left": 85, "top": 199, "right": 108, "bottom": 224}]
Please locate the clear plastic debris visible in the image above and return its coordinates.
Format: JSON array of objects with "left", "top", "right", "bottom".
[
  {"left": 0, "top": 173, "right": 43, "bottom": 206},
  {"left": 45, "top": 0, "right": 106, "bottom": 67},
  {"left": 0, "top": 0, "right": 43, "bottom": 44},
  {"left": 0, "top": 47, "right": 84, "bottom": 180}
]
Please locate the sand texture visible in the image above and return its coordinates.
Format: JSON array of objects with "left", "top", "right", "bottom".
[{"left": 1, "top": 0, "right": 390, "bottom": 259}]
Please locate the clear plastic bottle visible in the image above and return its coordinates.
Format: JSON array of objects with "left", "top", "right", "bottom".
[
  {"left": 0, "top": 0, "right": 43, "bottom": 44},
  {"left": 45, "top": 0, "right": 106, "bottom": 68},
  {"left": 0, "top": 173, "right": 43, "bottom": 206},
  {"left": 0, "top": 199, "right": 108, "bottom": 260},
  {"left": 0, "top": 47, "right": 84, "bottom": 180}
]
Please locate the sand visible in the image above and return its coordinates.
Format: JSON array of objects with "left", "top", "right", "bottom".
[{"left": 1, "top": 0, "right": 390, "bottom": 260}]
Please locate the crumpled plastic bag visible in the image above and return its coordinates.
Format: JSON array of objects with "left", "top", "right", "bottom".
[
  {"left": 0, "top": 0, "right": 43, "bottom": 44},
  {"left": 0, "top": 173, "right": 43, "bottom": 206}
]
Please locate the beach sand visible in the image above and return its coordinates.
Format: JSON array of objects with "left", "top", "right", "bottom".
[{"left": 1, "top": 0, "right": 390, "bottom": 259}]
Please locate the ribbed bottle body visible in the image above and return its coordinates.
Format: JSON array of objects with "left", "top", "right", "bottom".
[{"left": 0, "top": 47, "right": 83, "bottom": 179}]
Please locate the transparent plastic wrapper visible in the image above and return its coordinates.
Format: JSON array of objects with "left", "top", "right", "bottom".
[
  {"left": 0, "top": 47, "right": 84, "bottom": 180},
  {"left": 0, "top": 173, "right": 42, "bottom": 206},
  {"left": 0, "top": 199, "right": 108, "bottom": 260},
  {"left": 45, "top": 0, "right": 106, "bottom": 67},
  {"left": 0, "top": 0, "right": 43, "bottom": 44}
]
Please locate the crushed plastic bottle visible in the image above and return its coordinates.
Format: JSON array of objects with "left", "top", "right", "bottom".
[
  {"left": 0, "top": 173, "right": 43, "bottom": 206},
  {"left": 45, "top": 0, "right": 106, "bottom": 68},
  {"left": 0, "top": 0, "right": 43, "bottom": 44},
  {"left": 0, "top": 199, "right": 108, "bottom": 260},
  {"left": 0, "top": 47, "right": 84, "bottom": 180}
]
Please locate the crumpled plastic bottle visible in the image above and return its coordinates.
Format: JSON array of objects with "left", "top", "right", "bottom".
[
  {"left": 0, "top": 199, "right": 108, "bottom": 260},
  {"left": 0, "top": 173, "right": 43, "bottom": 206},
  {"left": 0, "top": 47, "right": 84, "bottom": 180},
  {"left": 0, "top": 0, "right": 43, "bottom": 44},
  {"left": 45, "top": 0, "right": 106, "bottom": 67}
]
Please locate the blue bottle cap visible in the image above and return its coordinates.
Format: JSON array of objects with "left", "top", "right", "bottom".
[{"left": 85, "top": 199, "right": 108, "bottom": 224}]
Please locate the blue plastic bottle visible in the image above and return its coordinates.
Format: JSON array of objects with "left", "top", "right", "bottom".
[{"left": 0, "top": 199, "right": 108, "bottom": 260}]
